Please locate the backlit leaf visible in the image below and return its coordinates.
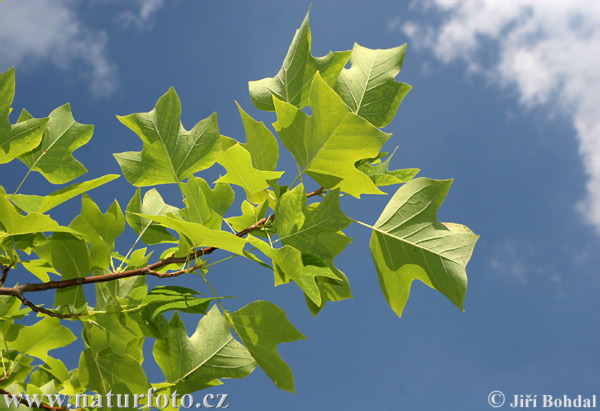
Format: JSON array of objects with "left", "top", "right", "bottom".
[
  {"left": 8, "top": 174, "right": 119, "bottom": 214},
  {"left": 334, "top": 43, "right": 411, "bottom": 127},
  {"left": 5, "top": 317, "right": 76, "bottom": 361},
  {"left": 70, "top": 194, "right": 125, "bottom": 269},
  {"left": 126, "top": 188, "right": 178, "bottom": 245},
  {"left": 154, "top": 308, "right": 256, "bottom": 394},
  {"left": 369, "top": 178, "right": 479, "bottom": 317},
  {"left": 18, "top": 104, "right": 93, "bottom": 184},
  {"left": 216, "top": 140, "right": 283, "bottom": 203},
  {"left": 114, "top": 88, "right": 221, "bottom": 186},
  {"left": 249, "top": 10, "right": 351, "bottom": 111},
  {"left": 0, "top": 68, "right": 47, "bottom": 164},
  {"left": 273, "top": 72, "right": 390, "bottom": 197},
  {"left": 227, "top": 301, "right": 306, "bottom": 392},
  {"left": 237, "top": 103, "right": 279, "bottom": 171}
]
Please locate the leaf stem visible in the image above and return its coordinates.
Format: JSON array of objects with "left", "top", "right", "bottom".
[{"left": 12, "top": 169, "right": 32, "bottom": 195}]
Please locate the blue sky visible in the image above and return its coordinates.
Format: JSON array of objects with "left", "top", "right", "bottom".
[{"left": 1, "top": 0, "right": 600, "bottom": 410}]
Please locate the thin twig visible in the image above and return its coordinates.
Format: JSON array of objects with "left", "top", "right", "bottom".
[{"left": 0, "top": 187, "right": 325, "bottom": 302}]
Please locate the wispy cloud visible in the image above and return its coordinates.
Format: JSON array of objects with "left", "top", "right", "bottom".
[
  {"left": 489, "top": 239, "right": 565, "bottom": 296},
  {"left": 0, "top": 0, "right": 117, "bottom": 98},
  {"left": 117, "top": 0, "right": 164, "bottom": 31},
  {"left": 394, "top": 0, "right": 600, "bottom": 232}
]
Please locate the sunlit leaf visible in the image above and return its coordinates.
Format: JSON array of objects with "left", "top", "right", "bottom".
[
  {"left": 115, "top": 88, "right": 221, "bottom": 186},
  {"left": 249, "top": 10, "right": 351, "bottom": 111},
  {"left": 0, "top": 67, "right": 47, "bottom": 165},
  {"left": 356, "top": 150, "right": 419, "bottom": 187},
  {"left": 216, "top": 140, "right": 283, "bottom": 203},
  {"left": 5, "top": 317, "right": 76, "bottom": 361},
  {"left": 273, "top": 72, "right": 390, "bottom": 197},
  {"left": 227, "top": 301, "right": 306, "bottom": 392},
  {"left": 126, "top": 188, "right": 178, "bottom": 245},
  {"left": 369, "top": 178, "right": 479, "bottom": 317},
  {"left": 8, "top": 174, "right": 119, "bottom": 214},
  {"left": 237, "top": 103, "right": 279, "bottom": 170},
  {"left": 141, "top": 286, "right": 215, "bottom": 321},
  {"left": 70, "top": 194, "right": 125, "bottom": 269},
  {"left": 154, "top": 308, "right": 256, "bottom": 394},
  {"left": 18, "top": 104, "right": 93, "bottom": 184},
  {"left": 334, "top": 43, "right": 411, "bottom": 127}
]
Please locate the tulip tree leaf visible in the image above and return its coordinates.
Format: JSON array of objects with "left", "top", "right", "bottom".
[
  {"left": 153, "top": 307, "right": 256, "bottom": 394},
  {"left": 237, "top": 103, "right": 279, "bottom": 171},
  {"left": 33, "top": 232, "right": 91, "bottom": 308},
  {"left": 78, "top": 348, "right": 150, "bottom": 396},
  {"left": 335, "top": 43, "right": 412, "bottom": 128},
  {"left": 248, "top": 237, "right": 343, "bottom": 308},
  {"left": 141, "top": 286, "right": 215, "bottom": 322},
  {"left": 69, "top": 194, "right": 125, "bottom": 270},
  {"left": 126, "top": 188, "right": 178, "bottom": 245},
  {"left": 227, "top": 301, "right": 306, "bottom": 393},
  {"left": 138, "top": 213, "right": 247, "bottom": 256},
  {"left": 356, "top": 150, "right": 419, "bottom": 187},
  {"left": 275, "top": 184, "right": 352, "bottom": 262},
  {"left": 0, "top": 194, "right": 79, "bottom": 240},
  {"left": 216, "top": 141, "right": 283, "bottom": 203},
  {"left": 18, "top": 104, "right": 93, "bottom": 184},
  {"left": 0, "top": 67, "right": 47, "bottom": 165},
  {"left": 7, "top": 174, "right": 119, "bottom": 214},
  {"left": 181, "top": 177, "right": 234, "bottom": 229},
  {"left": 369, "top": 178, "right": 479, "bottom": 317},
  {"left": 249, "top": 10, "right": 351, "bottom": 111},
  {"left": 273, "top": 72, "right": 390, "bottom": 197},
  {"left": 5, "top": 317, "right": 76, "bottom": 361},
  {"left": 114, "top": 87, "right": 221, "bottom": 186}
]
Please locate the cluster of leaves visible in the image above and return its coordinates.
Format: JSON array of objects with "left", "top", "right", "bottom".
[{"left": 0, "top": 10, "right": 478, "bottom": 410}]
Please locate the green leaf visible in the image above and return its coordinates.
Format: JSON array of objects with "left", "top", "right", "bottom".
[
  {"left": 273, "top": 72, "right": 390, "bottom": 197},
  {"left": 126, "top": 188, "right": 178, "bottom": 245},
  {"left": 249, "top": 10, "right": 351, "bottom": 111},
  {"left": 248, "top": 238, "right": 340, "bottom": 306},
  {"left": 21, "top": 259, "right": 58, "bottom": 282},
  {"left": 0, "top": 295, "right": 29, "bottom": 320},
  {"left": 18, "top": 104, "right": 93, "bottom": 184},
  {"left": 114, "top": 88, "right": 221, "bottom": 186},
  {"left": 83, "top": 311, "right": 144, "bottom": 362},
  {"left": 227, "top": 200, "right": 269, "bottom": 234},
  {"left": 334, "top": 43, "right": 412, "bottom": 127},
  {"left": 153, "top": 308, "right": 256, "bottom": 394},
  {"left": 138, "top": 214, "right": 247, "bottom": 256},
  {"left": 141, "top": 286, "right": 215, "bottom": 322},
  {"left": 5, "top": 317, "right": 76, "bottom": 361},
  {"left": 70, "top": 194, "right": 125, "bottom": 269},
  {"left": 216, "top": 140, "right": 283, "bottom": 203},
  {"left": 356, "top": 150, "right": 419, "bottom": 187},
  {"left": 8, "top": 174, "right": 119, "bottom": 214},
  {"left": 181, "top": 177, "right": 234, "bottom": 229},
  {"left": 276, "top": 184, "right": 352, "bottom": 262},
  {"left": 34, "top": 232, "right": 91, "bottom": 308},
  {"left": 369, "top": 178, "right": 479, "bottom": 317},
  {"left": 0, "top": 68, "right": 48, "bottom": 165},
  {"left": 237, "top": 103, "right": 279, "bottom": 170},
  {"left": 0, "top": 193, "right": 79, "bottom": 240},
  {"left": 227, "top": 301, "right": 306, "bottom": 393},
  {"left": 78, "top": 348, "right": 150, "bottom": 395}
]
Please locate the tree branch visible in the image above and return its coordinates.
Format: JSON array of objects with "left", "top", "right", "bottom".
[{"left": 0, "top": 187, "right": 326, "bottom": 302}]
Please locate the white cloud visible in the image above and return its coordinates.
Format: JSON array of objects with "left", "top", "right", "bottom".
[
  {"left": 118, "top": 0, "right": 164, "bottom": 31},
  {"left": 0, "top": 0, "right": 117, "bottom": 97},
  {"left": 396, "top": 0, "right": 600, "bottom": 231}
]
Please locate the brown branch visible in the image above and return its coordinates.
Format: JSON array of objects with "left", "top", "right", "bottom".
[
  {"left": 0, "top": 388, "right": 68, "bottom": 410},
  {"left": 0, "top": 187, "right": 326, "bottom": 304},
  {"left": 0, "top": 262, "right": 14, "bottom": 287}
]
